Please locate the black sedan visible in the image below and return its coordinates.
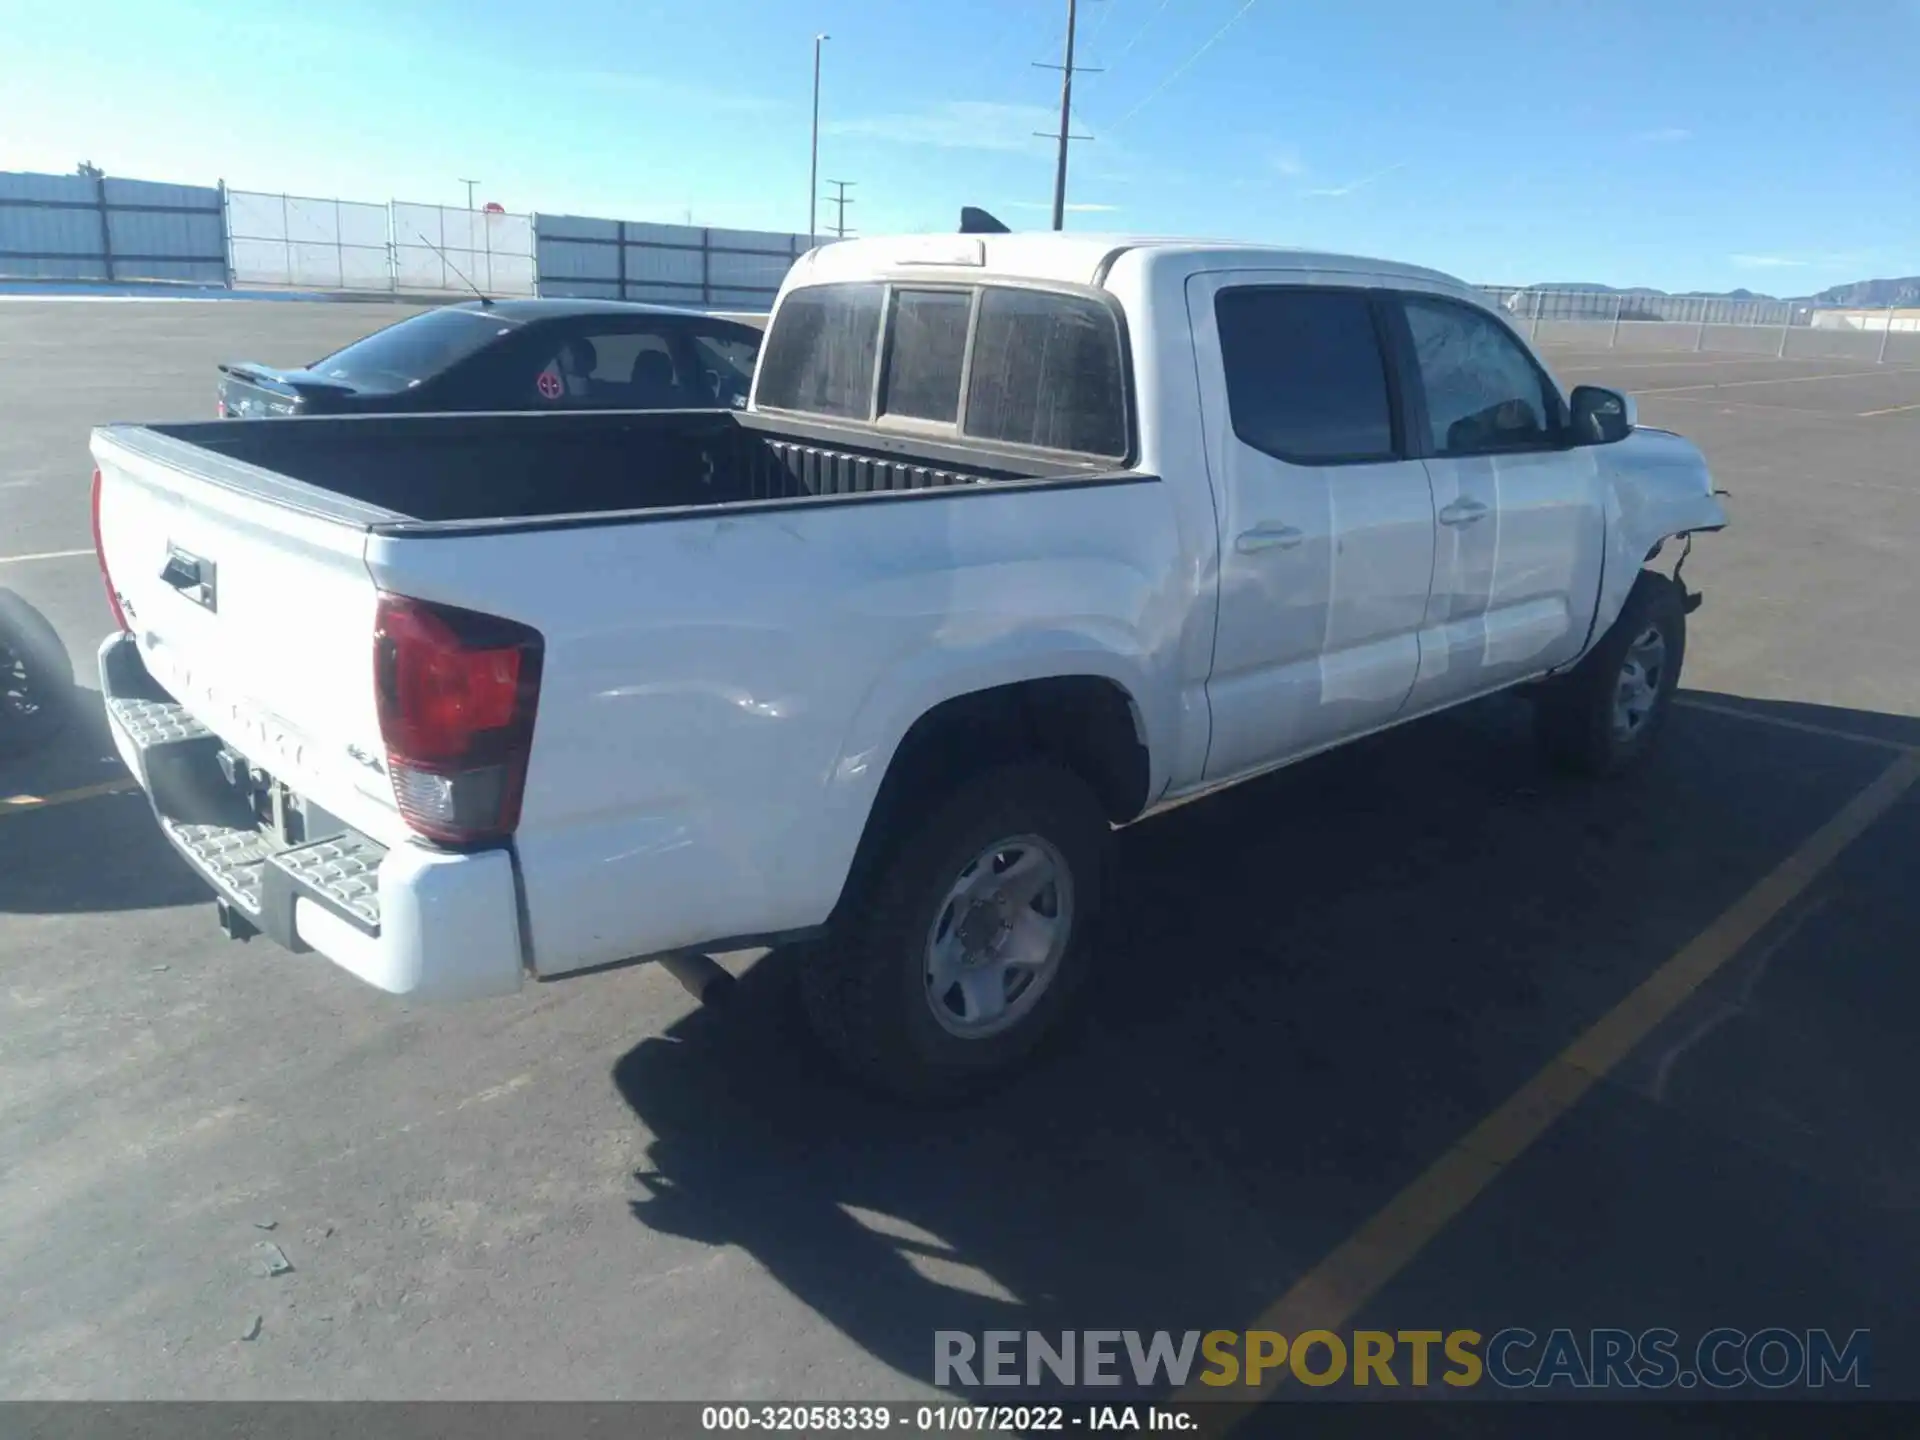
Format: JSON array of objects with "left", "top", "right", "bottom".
[{"left": 216, "top": 298, "right": 764, "bottom": 419}]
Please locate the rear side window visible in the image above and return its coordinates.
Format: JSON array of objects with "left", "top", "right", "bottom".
[
  {"left": 310, "top": 307, "right": 514, "bottom": 393},
  {"left": 964, "top": 289, "right": 1126, "bottom": 457},
  {"left": 756, "top": 282, "right": 884, "bottom": 418},
  {"left": 1214, "top": 288, "right": 1396, "bottom": 464},
  {"left": 881, "top": 289, "right": 972, "bottom": 423}
]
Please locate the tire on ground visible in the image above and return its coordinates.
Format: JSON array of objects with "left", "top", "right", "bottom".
[
  {"left": 1533, "top": 568, "right": 1687, "bottom": 776},
  {"left": 0, "top": 589, "right": 76, "bottom": 750},
  {"left": 800, "top": 760, "right": 1111, "bottom": 1100}
]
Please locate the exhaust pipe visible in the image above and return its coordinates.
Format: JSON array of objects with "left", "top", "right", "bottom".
[{"left": 658, "top": 951, "right": 735, "bottom": 1006}]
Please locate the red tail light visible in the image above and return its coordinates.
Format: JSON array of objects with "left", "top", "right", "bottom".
[
  {"left": 90, "top": 467, "right": 130, "bottom": 633},
  {"left": 372, "top": 594, "right": 544, "bottom": 847}
]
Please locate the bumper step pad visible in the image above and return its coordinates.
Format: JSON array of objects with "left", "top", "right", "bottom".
[
  {"left": 268, "top": 832, "right": 384, "bottom": 933},
  {"left": 159, "top": 817, "right": 278, "bottom": 915},
  {"left": 107, "top": 691, "right": 385, "bottom": 937},
  {"left": 106, "top": 695, "right": 214, "bottom": 749}
]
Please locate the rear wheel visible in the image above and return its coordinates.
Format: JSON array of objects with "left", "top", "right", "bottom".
[
  {"left": 0, "top": 590, "right": 74, "bottom": 753},
  {"left": 1533, "top": 570, "right": 1686, "bottom": 776},
  {"left": 800, "top": 761, "right": 1110, "bottom": 1099}
]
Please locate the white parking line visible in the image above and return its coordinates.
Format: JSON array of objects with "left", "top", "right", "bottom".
[
  {"left": 1674, "top": 697, "right": 1917, "bottom": 752},
  {"left": 1859, "top": 400, "right": 1920, "bottom": 418},
  {"left": 1634, "top": 366, "right": 1920, "bottom": 396},
  {"left": 1637, "top": 394, "right": 1842, "bottom": 417},
  {"left": 0, "top": 547, "right": 95, "bottom": 566},
  {"left": 1550, "top": 356, "right": 1808, "bottom": 372}
]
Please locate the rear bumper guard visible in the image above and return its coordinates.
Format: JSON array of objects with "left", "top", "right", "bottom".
[
  {"left": 98, "top": 644, "right": 387, "bottom": 951},
  {"left": 98, "top": 633, "right": 526, "bottom": 1000}
]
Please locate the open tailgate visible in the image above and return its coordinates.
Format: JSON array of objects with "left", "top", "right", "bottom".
[{"left": 91, "top": 424, "right": 407, "bottom": 846}]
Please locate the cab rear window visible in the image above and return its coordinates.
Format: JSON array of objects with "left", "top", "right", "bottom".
[
  {"left": 309, "top": 308, "right": 516, "bottom": 393},
  {"left": 756, "top": 280, "right": 1129, "bottom": 459},
  {"left": 754, "top": 283, "right": 884, "bottom": 419}
]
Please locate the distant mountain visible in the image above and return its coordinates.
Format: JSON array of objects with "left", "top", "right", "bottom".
[
  {"left": 1520, "top": 282, "right": 1771, "bottom": 300},
  {"left": 1811, "top": 276, "right": 1920, "bottom": 307},
  {"left": 1515, "top": 276, "right": 1920, "bottom": 307}
]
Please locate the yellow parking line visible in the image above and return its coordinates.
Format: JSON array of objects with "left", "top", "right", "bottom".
[
  {"left": 1184, "top": 748, "right": 1920, "bottom": 1408},
  {"left": 0, "top": 777, "right": 140, "bottom": 816},
  {"left": 1674, "top": 696, "right": 1917, "bottom": 752},
  {"left": 1858, "top": 400, "right": 1920, "bottom": 418}
]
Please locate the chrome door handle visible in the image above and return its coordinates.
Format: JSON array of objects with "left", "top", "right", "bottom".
[
  {"left": 1235, "top": 523, "right": 1305, "bottom": 554},
  {"left": 1438, "top": 499, "right": 1489, "bottom": 527}
]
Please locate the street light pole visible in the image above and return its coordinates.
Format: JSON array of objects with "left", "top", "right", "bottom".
[
  {"left": 809, "top": 34, "right": 830, "bottom": 243},
  {"left": 459, "top": 178, "right": 480, "bottom": 211}
]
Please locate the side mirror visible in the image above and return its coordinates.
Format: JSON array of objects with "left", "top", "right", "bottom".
[{"left": 1570, "top": 384, "right": 1637, "bottom": 445}]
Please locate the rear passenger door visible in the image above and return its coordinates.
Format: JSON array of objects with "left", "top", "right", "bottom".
[
  {"left": 1389, "top": 293, "right": 1605, "bottom": 714},
  {"left": 1189, "top": 276, "right": 1437, "bottom": 782}
]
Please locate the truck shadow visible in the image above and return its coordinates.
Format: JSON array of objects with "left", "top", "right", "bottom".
[
  {"left": 613, "top": 690, "right": 1913, "bottom": 1398},
  {"left": 0, "top": 688, "right": 212, "bottom": 915}
]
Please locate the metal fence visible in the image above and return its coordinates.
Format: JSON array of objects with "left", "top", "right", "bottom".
[
  {"left": 1476, "top": 286, "right": 1920, "bottom": 365},
  {"left": 8, "top": 166, "right": 1918, "bottom": 355},
  {"left": 226, "top": 190, "right": 536, "bottom": 295},
  {"left": 535, "top": 215, "right": 812, "bottom": 309},
  {"left": 392, "top": 202, "right": 536, "bottom": 296},
  {"left": 227, "top": 190, "right": 394, "bottom": 291},
  {"left": 0, "top": 170, "right": 226, "bottom": 283}
]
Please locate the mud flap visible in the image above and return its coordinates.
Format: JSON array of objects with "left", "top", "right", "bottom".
[{"left": 1672, "top": 532, "right": 1705, "bottom": 614}]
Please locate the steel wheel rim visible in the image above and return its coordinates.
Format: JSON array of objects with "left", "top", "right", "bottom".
[
  {"left": 923, "top": 834, "right": 1074, "bottom": 1040},
  {"left": 1612, "top": 624, "right": 1668, "bottom": 741},
  {"left": 0, "top": 643, "right": 42, "bottom": 720}
]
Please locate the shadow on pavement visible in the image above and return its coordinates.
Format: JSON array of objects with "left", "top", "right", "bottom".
[
  {"left": 0, "top": 687, "right": 210, "bottom": 915},
  {"left": 612, "top": 691, "right": 1911, "bottom": 1399}
]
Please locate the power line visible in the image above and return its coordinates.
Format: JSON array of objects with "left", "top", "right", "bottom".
[
  {"left": 1102, "top": 0, "right": 1177, "bottom": 69},
  {"left": 1085, "top": 0, "right": 1124, "bottom": 44},
  {"left": 1112, "top": 0, "right": 1260, "bottom": 130}
]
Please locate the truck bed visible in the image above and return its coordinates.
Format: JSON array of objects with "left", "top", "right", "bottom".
[{"left": 127, "top": 410, "right": 1105, "bottom": 529}]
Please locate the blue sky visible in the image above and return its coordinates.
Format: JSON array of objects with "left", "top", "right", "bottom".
[{"left": 3, "top": 0, "right": 1917, "bottom": 293}]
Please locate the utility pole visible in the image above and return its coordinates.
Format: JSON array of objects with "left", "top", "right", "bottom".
[
  {"left": 459, "top": 178, "right": 480, "bottom": 211},
  {"left": 822, "top": 180, "right": 857, "bottom": 239},
  {"left": 809, "top": 33, "right": 830, "bottom": 242},
  {"left": 1034, "top": 0, "right": 1100, "bottom": 230}
]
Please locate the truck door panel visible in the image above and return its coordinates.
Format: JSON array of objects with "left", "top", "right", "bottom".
[{"left": 1187, "top": 276, "right": 1437, "bottom": 781}]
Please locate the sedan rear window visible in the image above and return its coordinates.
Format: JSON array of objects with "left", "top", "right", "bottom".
[{"left": 309, "top": 307, "right": 516, "bottom": 393}]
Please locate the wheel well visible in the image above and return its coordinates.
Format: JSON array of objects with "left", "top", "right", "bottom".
[{"left": 832, "top": 677, "right": 1149, "bottom": 917}]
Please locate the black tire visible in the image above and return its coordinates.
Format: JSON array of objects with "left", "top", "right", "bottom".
[
  {"left": 0, "top": 589, "right": 75, "bottom": 753},
  {"left": 800, "top": 760, "right": 1111, "bottom": 1100},
  {"left": 1533, "top": 570, "right": 1686, "bottom": 776}
]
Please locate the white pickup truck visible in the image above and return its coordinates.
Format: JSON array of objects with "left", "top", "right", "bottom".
[{"left": 91, "top": 233, "right": 1726, "bottom": 1095}]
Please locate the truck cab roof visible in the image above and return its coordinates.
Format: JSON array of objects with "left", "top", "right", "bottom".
[{"left": 792, "top": 232, "right": 1474, "bottom": 296}]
